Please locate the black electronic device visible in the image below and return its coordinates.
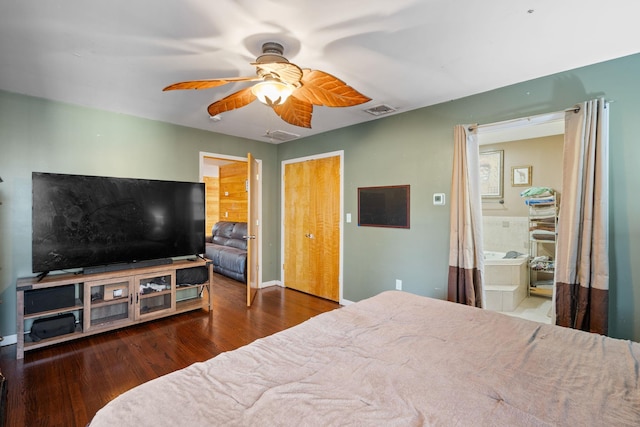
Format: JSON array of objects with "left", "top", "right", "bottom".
[
  {"left": 176, "top": 266, "right": 209, "bottom": 286},
  {"left": 29, "top": 313, "right": 76, "bottom": 341},
  {"left": 32, "top": 172, "right": 205, "bottom": 274},
  {"left": 357, "top": 185, "right": 410, "bottom": 228},
  {"left": 24, "top": 285, "right": 76, "bottom": 314}
]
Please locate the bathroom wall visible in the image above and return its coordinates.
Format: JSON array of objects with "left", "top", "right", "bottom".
[
  {"left": 482, "top": 216, "right": 529, "bottom": 253},
  {"left": 480, "top": 135, "right": 564, "bottom": 253},
  {"left": 481, "top": 134, "right": 564, "bottom": 253},
  {"left": 481, "top": 134, "right": 564, "bottom": 217}
]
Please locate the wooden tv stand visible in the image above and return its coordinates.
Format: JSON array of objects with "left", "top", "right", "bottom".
[{"left": 16, "top": 258, "right": 213, "bottom": 359}]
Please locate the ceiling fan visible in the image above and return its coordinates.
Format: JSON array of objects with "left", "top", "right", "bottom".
[{"left": 163, "top": 42, "right": 371, "bottom": 128}]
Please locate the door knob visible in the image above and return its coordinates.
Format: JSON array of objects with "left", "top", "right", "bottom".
[{"left": 305, "top": 233, "right": 315, "bottom": 239}]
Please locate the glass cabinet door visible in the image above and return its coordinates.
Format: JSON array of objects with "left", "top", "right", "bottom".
[
  {"left": 84, "top": 277, "right": 134, "bottom": 331},
  {"left": 135, "top": 271, "right": 175, "bottom": 319}
]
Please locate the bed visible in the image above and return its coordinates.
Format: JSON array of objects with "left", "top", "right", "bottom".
[{"left": 89, "top": 291, "right": 640, "bottom": 426}]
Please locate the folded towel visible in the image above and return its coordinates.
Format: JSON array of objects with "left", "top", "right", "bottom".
[
  {"left": 529, "top": 206, "right": 557, "bottom": 218},
  {"left": 532, "top": 230, "right": 556, "bottom": 241},
  {"left": 520, "top": 187, "right": 554, "bottom": 197},
  {"left": 530, "top": 224, "right": 556, "bottom": 232},
  {"left": 525, "top": 197, "right": 555, "bottom": 205},
  {"left": 531, "top": 217, "right": 556, "bottom": 224}
]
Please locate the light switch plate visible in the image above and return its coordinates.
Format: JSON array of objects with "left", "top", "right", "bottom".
[{"left": 433, "top": 193, "right": 445, "bottom": 205}]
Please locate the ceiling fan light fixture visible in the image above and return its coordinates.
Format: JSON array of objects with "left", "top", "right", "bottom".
[
  {"left": 251, "top": 79, "right": 294, "bottom": 106},
  {"left": 165, "top": 40, "right": 369, "bottom": 128}
]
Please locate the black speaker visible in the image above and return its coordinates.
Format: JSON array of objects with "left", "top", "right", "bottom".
[
  {"left": 29, "top": 313, "right": 76, "bottom": 341},
  {"left": 176, "top": 266, "right": 209, "bottom": 286},
  {"left": 24, "top": 285, "right": 76, "bottom": 314},
  {"left": 83, "top": 258, "right": 172, "bottom": 274}
]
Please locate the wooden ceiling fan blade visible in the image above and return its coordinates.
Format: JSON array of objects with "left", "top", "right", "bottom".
[
  {"left": 272, "top": 96, "right": 313, "bottom": 128},
  {"left": 294, "top": 69, "right": 371, "bottom": 107},
  {"left": 163, "top": 76, "right": 259, "bottom": 91},
  {"left": 207, "top": 87, "right": 257, "bottom": 116}
]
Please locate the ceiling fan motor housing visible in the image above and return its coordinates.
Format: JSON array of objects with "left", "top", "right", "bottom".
[{"left": 255, "top": 42, "right": 289, "bottom": 64}]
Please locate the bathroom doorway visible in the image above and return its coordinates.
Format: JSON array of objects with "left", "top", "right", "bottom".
[{"left": 477, "top": 113, "right": 564, "bottom": 323}]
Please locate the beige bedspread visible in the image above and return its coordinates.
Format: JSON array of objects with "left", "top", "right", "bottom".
[{"left": 90, "top": 291, "right": 640, "bottom": 426}]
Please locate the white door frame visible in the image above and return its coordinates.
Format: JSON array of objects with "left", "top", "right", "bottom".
[
  {"left": 200, "top": 151, "right": 263, "bottom": 289},
  {"left": 281, "top": 150, "right": 344, "bottom": 303}
]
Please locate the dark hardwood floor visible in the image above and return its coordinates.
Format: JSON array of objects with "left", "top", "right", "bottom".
[{"left": 0, "top": 274, "right": 340, "bottom": 427}]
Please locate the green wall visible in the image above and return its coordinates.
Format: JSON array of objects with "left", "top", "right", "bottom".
[
  {"left": 2, "top": 52, "right": 639, "bottom": 343},
  {"left": 0, "top": 91, "right": 280, "bottom": 339},
  {"left": 278, "top": 52, "right": 640, "bottom": 342}
]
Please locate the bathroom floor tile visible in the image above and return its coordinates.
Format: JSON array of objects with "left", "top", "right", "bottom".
[{"left": 499, "top": 296, "right": 552, "bottom": 324}]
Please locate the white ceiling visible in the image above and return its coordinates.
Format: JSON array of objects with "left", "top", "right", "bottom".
[{"left": 1, "top": 1, "right": 639, "bottom": 143}]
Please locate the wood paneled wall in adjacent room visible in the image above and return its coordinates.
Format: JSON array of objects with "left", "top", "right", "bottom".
[
  {"left": 203, "top": 175, "right": 219, "bottom": 237},
  {"left": 220, "top": 162, "right": 248, "bottom": 223}
]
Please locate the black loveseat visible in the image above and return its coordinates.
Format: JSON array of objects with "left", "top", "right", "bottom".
[{"left": 205, "top": 221, "right": 247, "bottom": 283}]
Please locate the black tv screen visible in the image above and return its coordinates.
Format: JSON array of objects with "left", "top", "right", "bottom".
[
  {"left": 358, "top": 185, "right": 410, "bottom": 228},
  {"left": 32, "top": 172, "right": 205, "bottom": 273}
]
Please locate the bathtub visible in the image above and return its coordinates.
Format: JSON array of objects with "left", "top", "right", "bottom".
[
  {"left": 484, "top": 251, "right": 528, "bottom": 265},
  {"left": 483, "top": 251, "right": 529, "bottom": 312}
]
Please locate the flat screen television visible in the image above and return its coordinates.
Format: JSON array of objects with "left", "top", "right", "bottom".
[
  {"left": 32, "top": 172, "right": 205, "bottom": 274},
  {"left": 358, "top": 185, "right": 410, "bottom": 228}
]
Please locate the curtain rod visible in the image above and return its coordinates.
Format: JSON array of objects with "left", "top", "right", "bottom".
[
  {"left": 468, "top": 110, "right": 565, "bottom": 133},
  {"left": 564, "top": 100, "right": 611, "bottom": 114},
  {"left": 468, "top": 99, "right": 612, "bottom": 132}
]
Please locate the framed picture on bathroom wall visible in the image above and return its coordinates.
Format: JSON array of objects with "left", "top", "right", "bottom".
[
  {"left": 479, "top": 150, "right": 503, "bottom": 198},
  {"left": 511, "top": 165, "right": 532, "bottom": 187}
]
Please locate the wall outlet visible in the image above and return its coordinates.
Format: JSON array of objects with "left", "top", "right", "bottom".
[{"left": 395, "top": 279, "right": 402, "bottom": 290}]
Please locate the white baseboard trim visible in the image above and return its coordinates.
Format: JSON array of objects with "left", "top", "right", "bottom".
[
  {"left": 260, "top": 281, "right": 350, "bottom": 305},
  {"left": 0, "top": 334, "right": 17, "bottom": 347},
  {"left": 260, "top": 280, "right": 282, "bottom": 289}
]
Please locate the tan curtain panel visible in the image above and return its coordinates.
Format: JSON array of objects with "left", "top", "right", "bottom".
[
  {"left": 448, "top": 125, "right": 484, "bottom": 307},
  {"left": 555, "top": 98, "right": 609, "bottom": 335}
]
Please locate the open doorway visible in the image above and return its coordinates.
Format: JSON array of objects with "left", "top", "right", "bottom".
[
  {"left": 199, "top": 152, "right": 263, "bottom": 292},
  {"left": 200, "top": 154, "right": 249, "bottom": 232},
  {"left": 477, "top": 112, "right": 564, "bottom": 323}
]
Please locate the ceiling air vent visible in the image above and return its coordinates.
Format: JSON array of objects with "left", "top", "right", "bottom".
[
  {"left": 263, "top": 130, "right": 300, "bottom": 142},
  {"left": 364, "top": 104, "right": 397, "bottom": 116}
]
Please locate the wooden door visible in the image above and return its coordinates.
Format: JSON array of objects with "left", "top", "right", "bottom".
[
  {"left": 219, "top": 161, "right": 248, "bottom": 222},
  {"left": 246, "top": 153, "right": 259, "bottom": 307},
  {"left": 284, "top": 155, "right": 340, "bottom": 301}
]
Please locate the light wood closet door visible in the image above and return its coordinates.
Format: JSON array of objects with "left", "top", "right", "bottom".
[{"left": 284, "top": 156, "right": 340, "bottom": 301}]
